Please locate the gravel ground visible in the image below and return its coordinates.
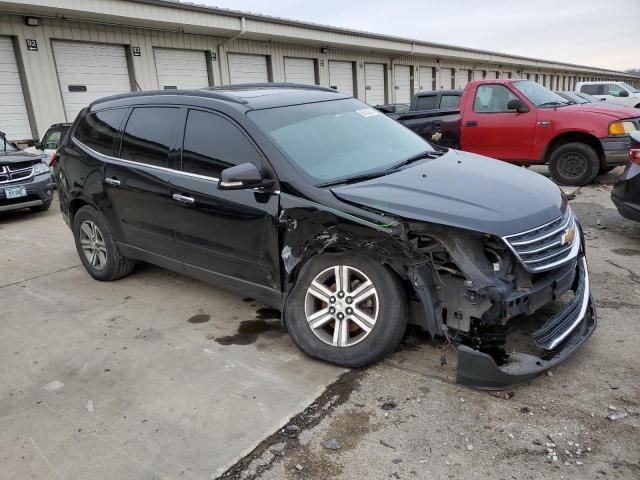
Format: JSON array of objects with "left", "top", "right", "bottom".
[{"left": 223, "top": 168, "right": 640, "bottom": 480}]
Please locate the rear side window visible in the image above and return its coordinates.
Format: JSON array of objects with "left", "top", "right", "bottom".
[
  {"left": 181, "top": 109, "right": 262, "bottom": 179},
  {"left": 120, "top": 107, "right": 181, "bottom": 168},
  {"left": 440, "top": 94, "right": 460, "bottom": 109},
  {"left": 414, "top": 95, "right": 437, "bottom": 110},
  {"left": 580, "top": 84, "right": 603, "bottom": 95},
  {"left": 74, "top": 109, "right": 127, "bottom": 156}
]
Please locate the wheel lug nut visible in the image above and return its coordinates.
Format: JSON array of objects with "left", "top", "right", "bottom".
[
  {"left": 337, "top": 312, "right": 344, "bottom": 320},
  {"left": 346, "top": 297, "right": 352, "bottom": 304},
  {"left": 329, "top": 307, "right": 336, "bottom": 314},
  {"left": 337, "top": 291, "right": 345, "bottom": 298},
  {"left": 346, "top": 307, "right": 353, "bottom": 315},
  {"left": 330, "top": 296, "right": 336, "bottom": 303}
]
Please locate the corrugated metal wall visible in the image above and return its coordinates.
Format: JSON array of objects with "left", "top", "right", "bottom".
[{"left": 0, "top": 11, "right": 636, "bottom": 140}]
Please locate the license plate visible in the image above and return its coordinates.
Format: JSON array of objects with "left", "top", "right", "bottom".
[{"left": 4, "top": 186, "right": 27, "bottom": 199}]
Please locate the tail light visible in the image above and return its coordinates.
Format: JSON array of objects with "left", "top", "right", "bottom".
[
  {"left": 49, "top": 152, "right": 58, "bottom": 168},
  {"left": 631, "top": 133, "right": 640, "bottom": 165}
]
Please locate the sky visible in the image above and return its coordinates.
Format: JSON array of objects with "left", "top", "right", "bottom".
[{"left": 192, "top": 0, "right": 640, "bottom": 71}]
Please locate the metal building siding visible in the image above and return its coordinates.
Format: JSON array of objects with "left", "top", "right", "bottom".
[
  {"left": 154, "top": 48, "right": 209, "bottom": 89},
  {"left": 284, "top": 57, "right": 316, "bottom": 84},
  {"left": 364, "top": 63, "right": 385, "bottom": 105},
  {"left": 328, "top": 60, "right": 354, "bottom": 96},
  {"left": 393, "top": 65, "right": 411, "bottom": 103},
  {"left": 457, "top": 69, "right": 471, "bottom": 89},
  {"left": 0, "top": 36, "right": 32, "bottom": 140},
  {"left": 227, "top": 53, "right": 269, "bottom": 84},
  {"left": 52, "top": 40, "right": 132, "bottom": 121}
]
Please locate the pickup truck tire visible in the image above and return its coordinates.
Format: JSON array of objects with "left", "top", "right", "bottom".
[
  {"left": 284, "top": 252, "right": 407, "bottom": 368},
  {"left": 548, "top": 142, "right": 600, "bottom": 186}
]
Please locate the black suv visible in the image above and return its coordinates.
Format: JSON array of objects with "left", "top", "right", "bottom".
[{"left": 55, "top": 84, "right": 596, "bottom": 388}]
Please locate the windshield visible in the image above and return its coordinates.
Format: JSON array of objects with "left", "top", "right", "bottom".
[
  {"left": 575, "top": 92, "right": 598, "bottom": 103},
  {"left": 249, "top": 98, "right": 432, "bottom": 184},
  {"left": 557, "top": 92, "right": 588, "bottom": 104},
  {"left": 620, "top": 82, "right": 639, "bottom": 94},
  {"left": 512, "top": 80, "right": 570, "bottom": 107},
  {"left": 1, "top": 133, "right": 16, "bottom": 152}
]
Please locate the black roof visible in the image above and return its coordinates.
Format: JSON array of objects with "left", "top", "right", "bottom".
[{"left": 90, "top": 83, "right": 349, "bottom": 111}]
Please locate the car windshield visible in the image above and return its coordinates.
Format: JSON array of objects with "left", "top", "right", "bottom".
[
  {"left": 249, "top": 98, "right": 432, "bottom": 185},
  {"left": 1, "top": 133, "right": 16, "bottom": 151},
  {"left": 557, "top": 92, "right": 588, "bottom": 104},
  {"left": 620, "top": 82, "right": 639, "bottom": 93},
  {"left": 575, "top": 92, "right": 598, "bottom": 103},
  {"left": 512, "top": 80, "right": 570, "bottom": 107}
]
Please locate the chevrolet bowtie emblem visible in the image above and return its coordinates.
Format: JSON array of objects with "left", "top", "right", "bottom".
[{"left": 561, "top": 227, "right": 575, "bottom": 246}]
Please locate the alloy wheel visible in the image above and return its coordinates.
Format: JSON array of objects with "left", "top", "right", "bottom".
[
  {"left": 79, "top": 220, "right": 107, "bottom": 271},
  {"left": 304, "top": 265, "right": 379, "bottom": 347}
]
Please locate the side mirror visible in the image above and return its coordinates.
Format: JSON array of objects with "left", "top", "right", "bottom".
[
  {"left": 618, "top": 90, "right": 630, "bottom": 98},
  {"left": 218, "top": 162, "right": 274, "bottom": 190},
  {"left": 35, "top": 142, "right": 43, "bottom": 150},
  {"left": 507, "top": 98, "right": 529, "bottom": 113}
]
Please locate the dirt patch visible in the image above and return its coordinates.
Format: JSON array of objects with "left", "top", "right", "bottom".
[
  {"left": 219, "top": 370, "right": 365, "bottom": 480},
  {"left": 611, "top": 248, "right": 640, "bottom": 257}
]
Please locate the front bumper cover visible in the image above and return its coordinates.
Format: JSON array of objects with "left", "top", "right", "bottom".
[
  {"left": 457, "top": 257, "right": 596, "bottom": 390},
  {"left": 600, "top": 136, "right": 631, "bottom": 166},
  {"left": 0, "top": 173, "right": 53, "bottom": 212}
]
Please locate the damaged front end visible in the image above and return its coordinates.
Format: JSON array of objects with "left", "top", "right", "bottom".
[{"left": 406, "top": 207, "right": 596, "bottom": 389}]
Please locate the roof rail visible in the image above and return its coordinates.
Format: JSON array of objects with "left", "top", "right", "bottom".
[
  {"left": 206, "top": 82, "right": 340, "bottom": 94},
  {"left": 90, "top": 89, "right": 248, "bottom": 108}
]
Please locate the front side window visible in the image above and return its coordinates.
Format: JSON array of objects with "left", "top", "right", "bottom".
[
  {"left": 120, "top": 107, "right": 181, "bottom": 168},
  {"left": 473, "top": 85, "right": 520, "bottom": 113},
  {"left": 181, "top": 110, "right": 262, "bottom": 178},
  {"left": 74, "top": 109, "right": 127, "bottom": 156},
  {"left": 511, "top": 80, "right": 570, "bottom": 108},
  {"left": 440, "top": 94, "right": 460, "bottom": 109},
  {"left": 415, "top": 95, "right": 437, "bottom": 110},
  {"left": 605, "top": 84, "right": 625, "bottom": 96},
  {"left": 249, "top": 98, "right": 431, "bottom": 184}
]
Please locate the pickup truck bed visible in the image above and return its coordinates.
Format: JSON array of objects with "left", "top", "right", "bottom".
[{"left": 388, "top": 108, "right": 461, "bottom": 149}]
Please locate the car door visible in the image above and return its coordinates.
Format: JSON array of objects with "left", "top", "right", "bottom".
[
  {"left": 103, "top": 105, "right": 182, "bottom": 259},
  {"left": 603, "top": 83, "right": 635, "bottom": 107},
  {"left": 169, "top": 108, "right": 280, "bottom": 292},
  {"left": 461, "top": 83, "right": 536, "bottom": 161}
]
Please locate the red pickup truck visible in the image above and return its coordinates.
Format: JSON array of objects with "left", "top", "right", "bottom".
[{"left": 389, "top": 79, "right": 640, "bottom": 186}]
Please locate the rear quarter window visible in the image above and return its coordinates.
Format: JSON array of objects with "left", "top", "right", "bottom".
[
  {"left": 414, "top": 95, "right": 437, "bottom": 110},
  {"left": 580, "top": 84, "right": 603, "bottom": 95},
  {"left": 440, "top": 94, "right": 460, "bottom": 109},
  {"left": 74, "top": 109, "right": 127, "bottom": 156}
]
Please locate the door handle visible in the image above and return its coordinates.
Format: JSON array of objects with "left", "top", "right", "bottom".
[
  {"left": 104, "top": 177, "right": 120, "bottom": 186},
  {"left": 465, "top": 121, "right": 478, "bottom": 127},
  {"left": 172, "top": 193, "right": 195, "bottom": 205}
]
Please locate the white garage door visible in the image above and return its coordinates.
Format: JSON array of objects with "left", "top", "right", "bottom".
[
  {"left": 0, "top": 36, "right": 32, "bottom": 140},
  {"left": 419, "top": 66, "right": 434, "bottom": 91},
  {"left": 364, "top": 63, "right": 385, "bottom": 105},
  {"left": 328, "top": 61, "right": 354, "bottom": 96},
  {"left": 284, "top": 57, "right": 316, "bottom": 84},
  {"left": 457, "top": 69, "right": 471, "bottom": 89},
  {"left": 439, "top": 68, "right": 453, "bottom": 89},
  {"left": 473, "top": 70, "right": 484, "bottom": 81},
  {"left": 393, "top": 65, "right": 411, "bottom": 103},
  {"left": 486, "top": 71, "right": 498, "bottom": 80},
  {"left": 228, "top": 53, "right": 269, "bottom": 84},
  {"left": 155, "top": 48, "right": 209, "bottom": 90},
  {"left": 53, "top": 41, "right": 131, "bottom": 122}
]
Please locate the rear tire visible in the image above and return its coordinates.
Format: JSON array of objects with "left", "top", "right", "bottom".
[
  {"left": 72, "top": 205, "right": 135, "bottom": 281},
  {"left": 548, "top": 142, "right": 600, "bottom": 186},
  {"left": 284, "top": 252, "right": 407, "bottom": 368}
]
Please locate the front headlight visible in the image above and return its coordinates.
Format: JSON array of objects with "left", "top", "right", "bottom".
[
  {"left": 33, "top": 161, "right": 49, "bottom": 175},
  {"left": 609, "top": 121, "right": 637, "bottom": 135}
]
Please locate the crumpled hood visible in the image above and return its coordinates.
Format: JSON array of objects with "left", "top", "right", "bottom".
[
  {"left": 331, "top": 149, "right": 565, "bottom": 237},
  {"left": 0, "top": 150, "right": 41, "bottom": 165}
]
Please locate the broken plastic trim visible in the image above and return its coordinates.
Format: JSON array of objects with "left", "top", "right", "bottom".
[{"left": 456, "top": 258, "right": 596, "bottom": 390}]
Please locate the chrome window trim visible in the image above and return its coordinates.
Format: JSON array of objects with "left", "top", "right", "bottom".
[{"left": 73, "top": 137, "right": 220, "bottom": 182}]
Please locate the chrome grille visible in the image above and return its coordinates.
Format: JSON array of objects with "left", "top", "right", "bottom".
[
  {"left": 0, "top": 164, "right": 35, "bottom": 185},
  {"left": 503, "top": 209, "right": 579, "bottom": 273}
]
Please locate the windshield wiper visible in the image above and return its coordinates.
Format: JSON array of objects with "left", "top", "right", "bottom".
[
  {"left": 383, "top": 150, "right": 438, "bottom": 172},
  {"left": 539, "top": 101, "right": 569, "bottom": 108},
  {"left": 317, "top": 170, "right": 389, "bottom": 187}
]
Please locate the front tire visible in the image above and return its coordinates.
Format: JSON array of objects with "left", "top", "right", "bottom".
[
  {"left": 548, "top": 142, "right": 600, "bottom": 186},
  {"left": 284, "top": 252, "right": 407, "bottom": 367},
  {"left": 72, "top": 205, "right": 135, "bottom": 281}
]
